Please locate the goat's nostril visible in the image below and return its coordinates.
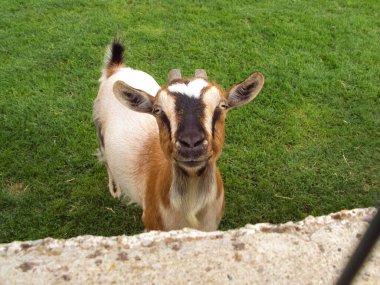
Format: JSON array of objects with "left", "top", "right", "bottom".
[
  {"left": 178, "top": 139, "right": 191, "bottom": 148},
  {"left": 194, "top": 139, "right": 205, "bottom": 147},
  {"left": 177, "top": 133, "right": 206, "bottom": 149}
]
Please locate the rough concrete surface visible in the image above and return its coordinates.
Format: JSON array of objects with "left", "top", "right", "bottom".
[{"left": 0, "top": 208, "right": 378, "bottom": 285}]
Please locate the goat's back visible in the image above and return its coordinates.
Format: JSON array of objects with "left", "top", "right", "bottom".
[{"left": 93, "top": 67, "right": 160, "bottom": 205}]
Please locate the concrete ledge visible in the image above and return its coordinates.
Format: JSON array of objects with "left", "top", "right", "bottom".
[{"left": 0, "top": 208, "right": 378, "bottom": 284}]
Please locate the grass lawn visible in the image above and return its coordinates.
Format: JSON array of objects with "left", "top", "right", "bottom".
[{"left": 0, "top": 0, "right": 379, "bottom": 243}]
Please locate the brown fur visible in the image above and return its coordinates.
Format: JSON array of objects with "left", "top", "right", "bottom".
[
  {"left": 211, "top": 111, "right": 226, "bottom": 159},
  {"left": 157, "top": 108, "right": 175, "bottom": 161},
  {"left": 139, "top": 135, "right": 171, "bottom": 230},
  {"left": 216, "top": 168, "right": 225, "bottom": 218},
  {"left": 105, "top": 64, "right": 124, "bottom": 79}
]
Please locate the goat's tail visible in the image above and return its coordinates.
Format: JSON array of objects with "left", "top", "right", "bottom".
[{"left": 100, "top": 39, "right": 125, "bottom": 81}]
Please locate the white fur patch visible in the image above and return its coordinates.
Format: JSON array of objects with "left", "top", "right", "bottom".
[
  {"left": 168, "top": 79, "right": 209, "bottom": 98},
  {"left": 202, "top": 86, "right": 220, "bottom": 107},
  {"left": 170, "top": 168, "right": 217, "bottom": 229},
  {"left": 157, "top": 90, "right": 177, "bottom": 139},
  {"left": 202, "top": 86, "right": 221, "bottom": 135},
  {"left": 94, "top": 67, "right": 160, "bottom": 206}
]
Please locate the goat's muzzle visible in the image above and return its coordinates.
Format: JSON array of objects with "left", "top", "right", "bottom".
[{"left": 175, "top": 137, "right": 209, "bottom": 169}]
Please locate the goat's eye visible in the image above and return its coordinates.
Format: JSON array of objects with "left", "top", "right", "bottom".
[
  {"left": 219, "top": 101, "right": 228, "bottom": 110},
  {"left": 152, "top": 106, "right": 162, "bottom": 115}
]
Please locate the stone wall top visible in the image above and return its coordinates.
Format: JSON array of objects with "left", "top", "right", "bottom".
[{"left": 0, "top": 208, "right": 378, "bottom": 284}]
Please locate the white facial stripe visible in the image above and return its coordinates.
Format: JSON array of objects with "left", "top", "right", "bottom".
[
  {"left": 202, "top": 86, "right": 220, "bottom": 108},
  {"left": 168, "top": 79, "right": 209, "bottom": 98},
  {"left": 202, "top": 86, "right": 222, "bottom": 135},
  {"left": 157, "top": 90, "right": 169, "bottom": 105},
  {"left": 167, "top": 83, "right": 187, "bottom": 95},
  {"left": 157, "top": 90, "right": 177, "bottom": 139}
]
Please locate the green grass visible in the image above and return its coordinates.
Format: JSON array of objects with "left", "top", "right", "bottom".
[{"left": 0, "top": 0, "right": 379, "bottom": 243}]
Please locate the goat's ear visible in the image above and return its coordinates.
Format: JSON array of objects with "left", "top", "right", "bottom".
[
  {"left": 113, "top": 80, "right": 154, "bottom": 113},
  {"left": 226, "top": 72, "right": 264, "bottom": 110}
]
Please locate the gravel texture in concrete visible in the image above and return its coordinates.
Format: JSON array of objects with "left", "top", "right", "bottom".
[{"left": 0, "top": 208, "right": 378, "bottom": 284}]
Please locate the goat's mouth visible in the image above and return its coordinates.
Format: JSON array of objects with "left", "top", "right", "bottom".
[{"left": 175, "top": 157, "right": 210, "bottom": 169}]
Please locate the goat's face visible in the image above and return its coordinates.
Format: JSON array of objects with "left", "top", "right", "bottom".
[{"left": 113, "top": 70, "right": 264, "bottom": 174}]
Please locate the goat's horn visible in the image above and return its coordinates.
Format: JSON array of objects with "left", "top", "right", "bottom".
[
  {"left": 195, "top": 69, "right": 207, "bottom": 79},
  {"left": 168, "top": 69, "right": 181, "bottom": 81}
]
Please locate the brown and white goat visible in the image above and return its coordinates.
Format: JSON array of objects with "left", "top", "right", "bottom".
[{"left": 93, "top": 41, "right": 264, "bottom": 231}]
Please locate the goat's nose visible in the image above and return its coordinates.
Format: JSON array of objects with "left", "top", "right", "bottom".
[{"left": 177, "top": 131, "right": 205, "bottom": 149}]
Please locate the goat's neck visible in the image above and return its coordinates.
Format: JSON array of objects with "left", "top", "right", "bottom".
[{"left": 169, "top": 162, "right": 218, "bottom": 228}]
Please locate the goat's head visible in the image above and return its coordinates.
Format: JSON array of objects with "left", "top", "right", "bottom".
[{"left": 113, "top": 70, "right": 264, "bottom": 175}]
